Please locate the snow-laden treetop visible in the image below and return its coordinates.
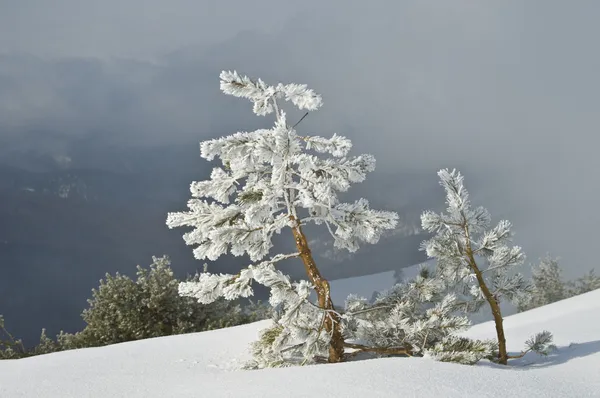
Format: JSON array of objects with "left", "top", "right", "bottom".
[{"left": 167, "top": 71, "right": 398, "bottom": 265}]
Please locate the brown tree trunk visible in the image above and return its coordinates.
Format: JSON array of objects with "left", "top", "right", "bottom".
[
  {"left": 289, "top": 215, "right": 345, "bottom": 363},
  {"left": 465, "top": 245, "right": 508, "bottom": 365}
]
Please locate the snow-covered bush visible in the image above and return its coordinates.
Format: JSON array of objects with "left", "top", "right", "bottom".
[
  {"left": 420, "top": 169, "right": 554, "bottom": 364},
  {"left": 518, "top": 256, "right": 600, "bottom": 312},
  {"left": 29, "top": 329, "right": 60, "bottom": 356},
  {"left": 0, "top": 318, "right": 61, "bottom": 358},
  {"left": 518, "top": 255, "right": 567, "bottom": 312},
  {"left": 70, "top": 256, "right": 249, "bottom": 346},
  {"left": 0, "top": 315, "right": 26, "bottom": 359},
  {"left": 2, "top": 256, "right": 265, "bottom": 359},
  {"left": 342, "top": 267, "right": 497, "bottom": 365},
  {"left": 567, "top": 269, "right": 600, "bottom": 296},
  {"left": 167, "top": 71, "right": 398, "bottom": 364}
]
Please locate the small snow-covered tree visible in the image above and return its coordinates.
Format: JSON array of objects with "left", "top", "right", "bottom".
[
  {"left": 420, "top": 169, "right": 553, "bottom": 365},
  {"left": 166, "top": 71, "right": 398, "bottom": 363},
  {"left": 568, "top": 269, "right": 600, "bottom": 296},
  {"left": 518, "top": 255, "right": 567, "bottom": 312}
]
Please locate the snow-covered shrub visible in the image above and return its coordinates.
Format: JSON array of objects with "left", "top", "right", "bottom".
[
  {"left": 567, "top": 269, "right": 600, "bottom": 296},
  {"left": 2, "top": 257, "right": 269, "bottom": 359},
  {"left": 421, "top": 169, "right": 554, "bottom": 365},
  {"left": 0, "top": 317, "right": 61, "bottom": 359},
  {"left": 0, "top": 318, "right": 59, "bottom": 358},
  {"left": 167, "top": 71, "right": 398, "bottom": 364},
  {"left": 342, "top": 267, "right": 497, "bottom": 365},
  {"left": 0, "top": 315, "right": 26, "bottom": 359},
  {"left": 29, "top": 329, "right": 60, "bottom": 356},
  {"left": 73, "top": 256, "right": 249, "bottom": 346},
  {"left": 0, "top": 345, "right": 22, "bottom": 359},
  {"left": 518, "top": 255, "right": 567, "bottom": 312},
  {"left": 518, "top": 256, "right": 600, "bottom": 312}
]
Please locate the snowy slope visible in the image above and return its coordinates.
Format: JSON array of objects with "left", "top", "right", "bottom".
[{"left": 1, "top": 290, "right": 599, "bottom": 398}]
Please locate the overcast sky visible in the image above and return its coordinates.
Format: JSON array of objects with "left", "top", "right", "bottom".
[{"left": 1, "top": 0, "right": 599, "bottom": 281}]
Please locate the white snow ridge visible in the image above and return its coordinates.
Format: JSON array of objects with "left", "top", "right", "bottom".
[{"left": 0, "top": 289, "right": 599, "bottom": 397}]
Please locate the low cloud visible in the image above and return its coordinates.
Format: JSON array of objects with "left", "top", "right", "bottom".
[
  {"left": 1, "top": 0, "right": 599, "bottom": 342},
  {"left": 1, "top": 1, "right": 599, "bottom": 271}
]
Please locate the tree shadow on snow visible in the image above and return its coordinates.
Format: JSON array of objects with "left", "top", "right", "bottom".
[{"left": 477, "top": 340, "right": 600, "bottom": 370}]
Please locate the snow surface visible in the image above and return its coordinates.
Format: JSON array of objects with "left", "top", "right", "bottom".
[{"left": 1, "top": 290, "right": 599, "bottom": 397}]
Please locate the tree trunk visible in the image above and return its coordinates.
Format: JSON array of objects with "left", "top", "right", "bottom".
[
  {"left": 465, "top": 248, "right": 508, "bottom": 365},
  {"left": 289, "top": 215, "right": 345, "bottom": 363}
]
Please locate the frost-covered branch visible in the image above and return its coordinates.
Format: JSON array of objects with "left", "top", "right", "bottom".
[{"left": 219, "top": 70, "right": 323, "bottom": 117}]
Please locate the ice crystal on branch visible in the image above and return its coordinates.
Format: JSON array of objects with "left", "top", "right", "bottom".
[{"left": 167, "top": 71, "right": 398, "bottom": 365}]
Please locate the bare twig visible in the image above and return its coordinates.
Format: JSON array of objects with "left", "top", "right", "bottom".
[{"left": 292, "top": 112, "right": 310, "bottom": 129}]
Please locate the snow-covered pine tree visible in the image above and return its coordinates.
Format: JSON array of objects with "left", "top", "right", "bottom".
[
  {"left": 166, "top": 71, "right": 398, "bottom": 364},
  {"left": 568, "top": 269, "right": 600, "bottom": 296},
  {"left": 518, "top": 255, "right": 567, "bottom": 312},
  {"left": 420, "top": 169, "right": 554, "bottom": 365}
]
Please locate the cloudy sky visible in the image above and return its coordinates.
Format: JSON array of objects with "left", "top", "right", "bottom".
[{"left": 1, "top": 0, "right": 599, "bottom": 338}]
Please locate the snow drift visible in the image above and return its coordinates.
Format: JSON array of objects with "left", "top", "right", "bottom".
[{"left": 1, "top": 289, "right": 599, "bottom": 397}]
